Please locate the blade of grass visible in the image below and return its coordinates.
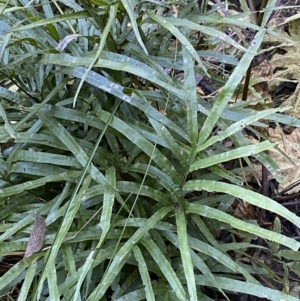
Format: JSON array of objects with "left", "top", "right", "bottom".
[
  {"left": 86, "top": 206, "right": 172, "bottom": 301},
  {"left": 190, "top": 140, "right": 274, "bottom": 171},
  {"left": 48, "top": 261, "right": 60, "bottom": 301},
  {"left": 73, "top": 3, "right": 117, "bottom": 106},
  {"left": 133, "top": 246, "right": 155, "bottom": 301},
  {"left": 33, "top": 175, "right": 92, "bottom": 300},
  {"left": 182, "top": 32, "right": 198, "bottom": 147},
  {"left": 0, "top": 171, "right": 81, "bottom": 201},
  {"left": 196, "top": 107, "right": 288, "bottom": 153},
  {"left": 197, "top": 28, "right": 266, "bottom": 146},
  {"left": 175, "top": 208, "right": 198, "bottom": 301},
  {"left": 185, "top": 202, "right": 300, "bottom": 251},
  {"left": 191, "top": 275, "right": 299, "bottom": 301},
  {"left": 146, "top": 10, "right": 208, "bottom": 75},
  {"left": 141, "top": 235, "right": 187, "bottom": 301},
  {"left": 17, "top": 262, "right": 37, "bottom": 301},
  {"left": 184, "top": 180, "right": 300, "bottom": 236},
  {"left": 121, "top": 0, "right": 148, "bottom": 54}
]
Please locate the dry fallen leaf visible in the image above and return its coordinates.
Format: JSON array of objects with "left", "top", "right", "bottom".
[
  {"left": 233, "top": 200, "right": 256, "bottom": 220},
  {"left": 245, "top": 128, "right": 300, "bottom": 194},
  {"left": 252, "top": 60, "right": 273, "bottom": 79},
  {"left": 268, "top": 128, "right": 300, "bottom": 194},
  {"left": 266, "top": 17, "right": 300, "bottom": 118},
  {"left": 24, "top": 212, "right": 45, "bottom": 258}
]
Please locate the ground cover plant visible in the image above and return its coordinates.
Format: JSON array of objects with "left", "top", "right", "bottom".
[{"left": 1, "top": 0, "right": 300, "bottom": 300}]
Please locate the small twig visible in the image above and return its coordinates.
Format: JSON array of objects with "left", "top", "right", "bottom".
[
  {"left": 0, "top": 70, "right": 39, "bottom": 102},
  {"left": 198, "top": 80, "right": 215, "bottom": 94},
  {"left": 247, "top": 0, "right": 258, "bottom": 23},
  {"left": 273, "top": 196, "right": 300, "bottom": 203},
  {"left": 261, "top": 165, "right": 269, "bottom": 197}
]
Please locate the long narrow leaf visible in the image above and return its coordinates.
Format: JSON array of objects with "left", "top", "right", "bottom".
[
  {"left": 197, "top": 29, "right": 266, "bottom": 146},
  {"left": 184, "top": 180, "right": 300, "bottom": 236},
  {"left": 185, "top": 202, "right": 300, "bottom": 251},
  {"left": 96, "top": 166, "right": 116, "bottom": 246},
  {"left": 175, "top": 209, "right": 197, "bottom": 301},
  {"left": 141, "top": 236, "right": 187, "bottom": 301},
  {"left": 190, "top": 141, "right": 274, "bottom": 171},
  {"left": 121, "top": 0, "right": 148, "bottom": 54},
  {"left": 182, "top": 36, "right": 198, "bottom": 147},
  {"left": 133, "top": 246, "right": 155, "bottom": 301},
  {"left": 191, "top": 275, "right": 299, "bottom": 301},
  {"left": 146, "top": 10, "right": 207, "bottom": 74},
  {"left": 34, "top": 175, "right": 92, "bottom": 300},
  {"left": 196, "top": 107, "right": 288, "bottom": 153},
  {"left": 73, "top": 4, "right": 117, "bottom": 106},
  {"left": 86, "top": 206, "right": 172, "bottom": 301},
  {"left": 17, "top": 262, "right": 37, "bottom": 301},
  {"left": 165, "top": 231, "right": 258, "bottom": 284}
]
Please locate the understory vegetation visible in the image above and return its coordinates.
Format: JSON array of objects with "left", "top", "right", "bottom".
[{"left": 1, "top": 0, "right": 300, "bottom": 300}]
